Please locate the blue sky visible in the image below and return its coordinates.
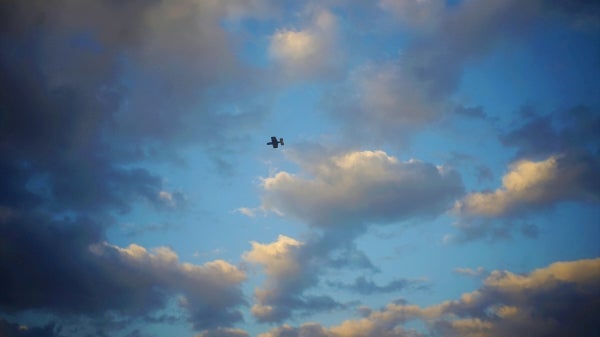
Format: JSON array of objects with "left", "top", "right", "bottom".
[{"left": 1, "top": 1, "right": 599, "bottom": 337}]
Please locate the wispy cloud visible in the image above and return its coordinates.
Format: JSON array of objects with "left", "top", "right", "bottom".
[{"left": 328, "top": 275, "right": 429, "bottom": 295}]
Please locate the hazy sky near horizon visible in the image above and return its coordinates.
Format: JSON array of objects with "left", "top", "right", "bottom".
[{"left": 1, "top": 1, "right": 599, "bottom": 336}]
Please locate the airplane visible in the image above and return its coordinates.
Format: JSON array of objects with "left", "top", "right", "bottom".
[{"left": 267, "top": 136, "right": 284, "bottom": 148}]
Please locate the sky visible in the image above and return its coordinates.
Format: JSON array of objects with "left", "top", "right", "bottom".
[{"left": 0, "top": 1, "right": 599, "bottom": 337}]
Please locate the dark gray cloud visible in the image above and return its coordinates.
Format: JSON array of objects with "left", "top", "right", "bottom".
[
  {"left": 0, "top": 0, "right": 269, "bottom": 333},
  {"left": 432, "top": 258, "right": 600, "bottom": 337},
  {"left": 501, "top": 105, "right": 600, "bottom": 161},
  {"left": 0, "top": 210, "right": 246, "bottom": 332},
  {"left": 0, "top": 319, "right": 62, "bottom": 337}
]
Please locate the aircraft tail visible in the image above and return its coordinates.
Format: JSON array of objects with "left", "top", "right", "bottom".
[{"left": 279, "top": 138, "right": 284, "bottom": 146}]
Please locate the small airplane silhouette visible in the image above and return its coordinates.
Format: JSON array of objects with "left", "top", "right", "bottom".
[{"left": 267, "top": 136, "right": 284, "bottom": 148}]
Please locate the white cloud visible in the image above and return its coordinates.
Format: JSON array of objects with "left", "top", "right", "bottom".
[
  {"left": 153, "top": 190, "right": 188, "bottom": 210},
  {"left": 269, "top": 8, "right": 340, "bottom": 78},
  {"left": 454, "top": 266, "right": 488, "bottom": 278},
  {"left": 261, "top": 150, "right": 463, "bottom": 227},
  {"left": 234, "top": 207, "right": 259, "bottom": 218},
  {"left": 243, "top": 235, "right": 304, "bottom": 278}
]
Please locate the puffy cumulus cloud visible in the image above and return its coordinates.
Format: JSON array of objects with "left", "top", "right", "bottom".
[
  {"left": 243, "top": 235, "right": 342, "bottom": 323},
  {"left": 262, "top": 150, "right": 463, "bottom": 228},
  {"left": 499, "top": 105, "right": 600, "bottom": 198},
  {"left": 244, "top": 235, "right": 304, "bottom": 279},
  {"left": 269, "top": 8, "right": 341, "bottom": 78},
  {"left": 91, "top": 242, "right": 246, "bottom": 330},
  {"left": 0, "top": 211, "right": 246, "bottom": 333},
  {"left": 254, "top": 149, "right": 460, "bottom": 320},
  {"left": 260, "top": 258, "right": 600, "bottom": 337},
  {"left": 455, "top": 156, "right": 563, "bottom": 217},
  {"left": 450, "top": 105, "right": 600, "bottom": 241},
  {"left": 451, "top": 154, "right": 598, "bottom": 241}
]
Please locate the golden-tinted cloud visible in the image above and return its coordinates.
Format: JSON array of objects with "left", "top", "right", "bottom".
[
  {"left": 261, "top": 258, "right": 600, "bottom": 337},
  {"left": 262, "top": 150, "right": 463, "bottom": 227}
]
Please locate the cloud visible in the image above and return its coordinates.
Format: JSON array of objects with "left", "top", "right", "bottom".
[
  {"left": 234, "top": 207, "right": 260, "bottom": 218},
  {"left": 258, "top": 323, "right": 333, "bottom": 337},
  {"left": 157, "top": 190, "right": 187, "bottom": 209},
  {"left": 90, "top": 243, "right": 246, "bottom": 330},
  {"left": 249, "top": 149, "right": 462, "bottom": 321},
  {"left": 500, "top": 105, "right": 600, "bottom": 160},
  {"left": 324, "top": 61, "right": 447, "bottom": 146},
  {"left": 269, "top": 8, "right": 341, "bottom": 79},
  {"left": 0, "top": 319, "right": 62, "bottom": 337},
  {"left": 433, "top": 258, "right": 600, "bottom": 337},
  {"left": 325, "top": 0, "right": 599, "bottom": 145},
  {"left": 0, "top": 0, "right": 272, "bottom": 332},
  {"left": 194, "top": 327, "right": 250, "bottom": 337},
  {"left": 328, "top": 276, "right": 429, "bottom": 295},
  {"left": 378, "top": 0, "right": 444, "bottom": 31},
  {"left": 455, "top": 156, "right": 563, "bottom": 217},
  {"left": 450, "top": 153, "right": 599, "bottom": 241},
  {"left": 0, "top": 0, "right": 271, "bottom": 219},
  {"left": 448, "top": 105, "right": 600, "bottom": 241},
  {"left": 260, "top": 258, "right": 600, "bottom": 337},
  {"left": 454, "top": 267, "right": 489, "bottom": 278},
  {"left": 0, "top": 211, "right": 246, "bottom": 332},
  {"left": 262, "top": 150, "right": 463, "bottom": 228},
  {"left": 242, "top": 235, "right": 343, "bottom": 323}
]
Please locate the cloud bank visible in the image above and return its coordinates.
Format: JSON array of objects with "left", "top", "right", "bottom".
[{"left": 260, "top": 258, "right": 600, "bottom": 337}]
